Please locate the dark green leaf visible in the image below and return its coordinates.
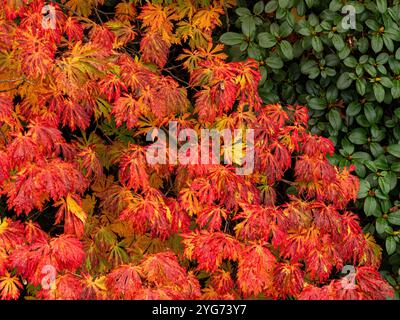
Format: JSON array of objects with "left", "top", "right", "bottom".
[
  {"left": 392, "top": 80, "right": 400, "bottom": 99},
  {"left": 387, "top": 171, "right": 398, "bottom": 190},
  {"left": 247, "top": 43, "right": 262, "bottom": 59},
  {"left": 376, "top": 53, "right": 389, "bottom": 65},
  {"left": 279, "top": 22, "right": 293, "bottom": 38},
  {"left": 253, "top": 1, "right": 265, "bottom": 15},
  {"left": 389, "top": 57, "right": 400, "bottom": 74},
  {"left": 376, "top": 217, "right": 388, "bottom": 234},
  {"left": 305, "top": 0, "right": 314, "bottom": 7},
  {"left": 301, "top": 60, "right": 319, "bottom": 78},
  {"left": 364, "top": 196, "right": 378, "bottom": 216},
  {"left": 386, "top": 236, "right": 396, "bottom": 255},
  {"left": 370, "top": 142, "right": 384, "bottom": 158},
  {"left": 349, "top": 128, "right": 368, "bottom": 145},
  {"left": 364, "top": 104, "right": 376, "bottom": 124},
  {"left": 365, "top": 160, "right": 378, "bottom": 172},
  {"left": 265, "top": 0, "right": 278, "bottom": 13},
  {"left": 325, "top": 54, "right": 339, "bottom": 67},
  {"left": 383, "top": 34, "right": 394, "bottom": 52},
  {"left": 343, "top": 56, "right": 357, "bottom": 68},
  {"left": 358, "top": 37, "right": 369, "bottom": 53},
  {"left": 387, "top": 144, "right": 400, "bottom": 158},
  {"left": 326, "top": 85, "right": 338, "bottom": 102},
  {"left": 337, "top": 72, "right": 353, "bottom": 90},
  {"left": 258, "top": 32, "right": 276, "bottom": 48},
  {"left": 312, "top": 36, "right": 323, "bottom": 52},
  {"left": 356, "top": 78, "right": 366, "bottom": 96},
  {"left": 280, "top": 40, "right": 293, "bottom": 60},
  {"left": 220, "top": 32, "right": 246, "bottom": 45},
  {"left": 352, "top": 151, "right": 372, "bottom": 161},
  {"left": 278, "top": 0, "right": 289, "bottom": 8},
  {"left": 371, "top": 35, "right": 383, "bottom": 53},
  {"left": 380, "top": 77, "right": 393, "bottom": 88},
  {"left": 329, "top": 0, "right": 342, "bottom": 11},
  {"left": 266, "top": 55, "right": 284, "bottom": 69},
  {"left": 379, "top": 176, "right": 391, "bottom": 194},
  {"left": 328, "top": 109, "right": 342, "bottom": 130},
  {"left": 241, "top": 15, "right": 256, "bottom": 37},
  {"left": 388, "top": 211, "right": 400, "bottom": 225},
  {"left": 308, "top": 97, "right": 327, "bottom": 110},
  {"left": 298, "top": 27, "right": 311, "bottom": 36},
  {"left": 396, "top": 47, "right": 400, "bottom": 60},
  {"left": 364, "top": 64, "right": 377, "bottom": 77},
  {"left": 373, "top": 83, "right": 385, "bottom": 102},
  {"left": 376, "top": 0, "right": 387, "bottom": 13},
  {"left": 347, "top": 102, "right": 361, "bottom": 116},
  {"left": 332, "top": 34, "right": 345, "bottom": 51},
  {"left": 236, "top": 7, "right": 251, "bottom": 16},
  {"left": 366, "top": 19, "right": 379, "bottom": 31}
]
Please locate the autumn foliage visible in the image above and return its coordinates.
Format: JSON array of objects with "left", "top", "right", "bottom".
[{"left": 0, "top": 0, "right": 394, "bottom": 300}]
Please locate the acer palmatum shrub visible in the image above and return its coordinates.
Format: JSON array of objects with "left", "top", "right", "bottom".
[{"left": 0, "top": 0, "right": 394, "bottom": 300}]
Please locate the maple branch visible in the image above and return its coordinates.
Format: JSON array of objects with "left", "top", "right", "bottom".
[
  {"left": 94, "top": 8, "right": 103, "bottom": 24},
  {"left": 280, "top": 179, "right": 296, "bottom": 186},
  {"left": 0, "top": 86, "right": 20, "bottom": 93},
  {"left": 57, "top": 2, "right": 98, "bottom": 26},
  {"left": 94, "top": 8, "right": 132, "bottom": 16},
  {"left": 162, "top": 68, "right": 198, "bottom": 91},
  {"left": 0, "top": 78, "right": 24, "bottom": 83},
  {"left": 223, "top": 1, "right": 230, "bottom": 31},
  {"left": 56, "top": 2, "right": 81, "bottom": 18},
  {"left": 142, "top": 240, "right": 154, "bottom": 255},
  {"left": 123, "top": 46, "right": 140, "bottom": 57},
  {"left": 26, "top": 209, "right": 46, "bottom": 222},
  {"left": 0, "top": 128, "right": 8, "bottom": 145},
  {"left": 163, "top": 62, "right": 185, "bottom": 71},
  {"left": 94, "top": 9, "right": 114, "bottom": 15},
  {"left": 224, "top": 219, "right": 230, "bottom": 233},
  {"left": 99, "top": 128, "right": 114, "bottom": 144},
  {"left": 0, "top": 77, "right": 34, "bottom": 93}
]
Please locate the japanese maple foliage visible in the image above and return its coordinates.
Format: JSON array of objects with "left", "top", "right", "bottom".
[{"left": 0, "top": 0, "right": 394, "bottom": 300}]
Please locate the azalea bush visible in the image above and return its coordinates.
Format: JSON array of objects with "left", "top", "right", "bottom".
[{"left": 0, "top": 0, "right": 395, "bottom": 300}]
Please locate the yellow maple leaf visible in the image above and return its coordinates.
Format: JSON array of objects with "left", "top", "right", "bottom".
[
  {"left": 0, "top": 273, "right": 22, "bottom": 300},
  {"left": 192, "top": 6, "right": 224, "bottom": 31},
  {"left": 138, "top": 3, "right": 179, "bottom": 44},
  {"left": 66, "top": 193, "right": 87, "bottom": 223},
  {"left": 63, "top": 0, "right": 105, "bottom": 17}
]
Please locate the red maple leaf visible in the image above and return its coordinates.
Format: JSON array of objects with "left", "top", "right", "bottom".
[
  {"left": 9, "top": 234, "right": 84, "bottom": 285},
  {"left": 106, "top": 264, "right": 142, "bottom": 299},
  {"left": 355, "top": 266, "right": 394, "bottom": 300},
  {"left": 237, "top": 243, "right": 276, "bottom": 297},
  {"left": 273, "top": 262, "right": 305, "bottom": 299},
  {"left": 182, "top": 230, "right": 242, "bottom": 273}
]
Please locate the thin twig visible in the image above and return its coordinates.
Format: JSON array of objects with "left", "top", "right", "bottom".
[
  {"left": 57, "top": 2, "right": 97, "bottom": 25},
  {"left": 0, "top": 128, "right": 8, "bottom": 145},
  {"left": 223, "top": 0, "right": 230, "bottom": 32},
  {"left": 280, "top": 178, "right": 296, "bottom": 185},
  {"left": 0, "top": 86, "right": 20, "bottom": 93},
  {"left": 163, "top": 68, "right": 197, "bottom": 91},
  {"left": 0, "top": 78, "right": 24, "bottom": 83},
  {"left": 94, "top": 7, "right": 103, "bottom": 24},
  {"left": 0, "top": 76, "right": 34, "bottom": 93},
  {"left": 142, "top": 240, "right": 153, "bottom": 255}
]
